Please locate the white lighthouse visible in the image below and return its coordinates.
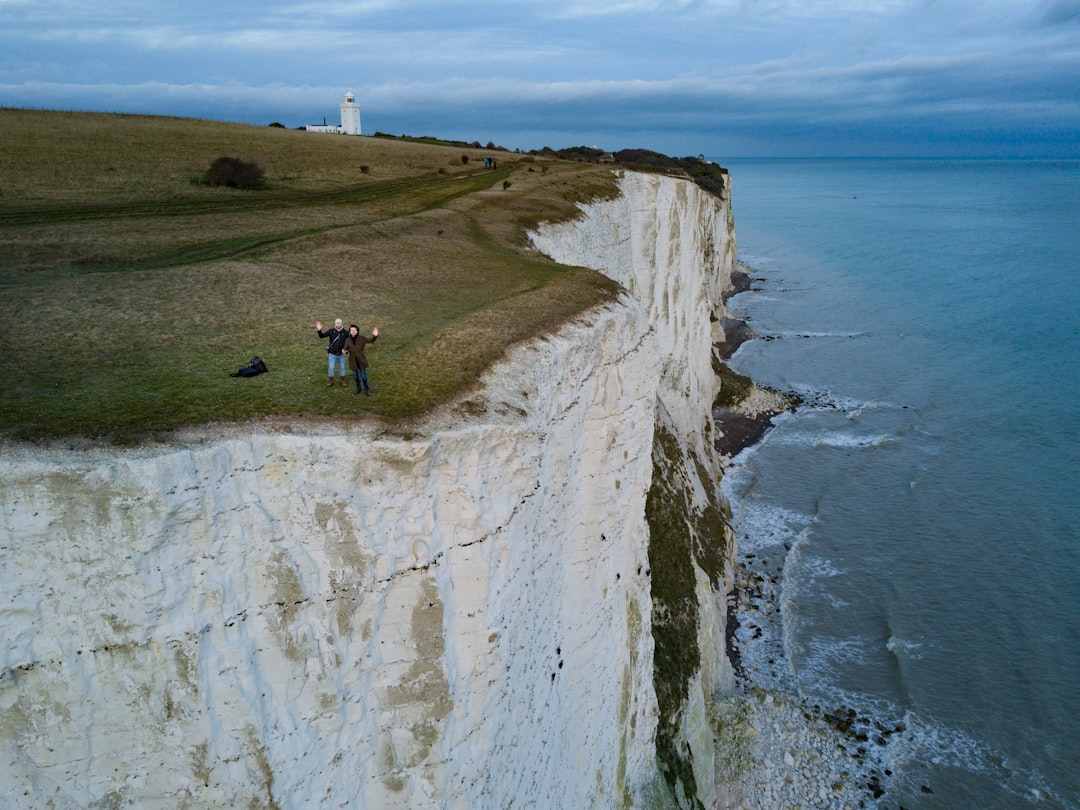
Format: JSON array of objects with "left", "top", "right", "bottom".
[
  {"left": 340, "top": 90, "right": 361, "bottom": 135},
  {"left": 306, "top": 91, "right": 362, "bottom": 135}
]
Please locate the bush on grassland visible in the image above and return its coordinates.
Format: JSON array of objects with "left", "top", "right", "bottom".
[{"left": 203, "top": 156, "right": 265, "bottom": 189}]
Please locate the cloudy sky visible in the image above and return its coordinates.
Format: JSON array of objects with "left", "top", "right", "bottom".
[{"left": 3, "top": 0, "right": 1078, "bottom": 157}]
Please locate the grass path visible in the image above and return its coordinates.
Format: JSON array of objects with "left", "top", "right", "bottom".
[
  {"left": 0, "top": 167, "right": 512, "bottom": 227},
  {"left": 0, "top": 111, "right": 619, "bottom": 442}
]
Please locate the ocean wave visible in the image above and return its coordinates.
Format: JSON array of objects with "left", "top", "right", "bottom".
[
  {"left": 886, "top": 635, "right": 926, "bottom": 660},
  {"left": 735, "top": 255, "right": 778, "bottom": 271},
  {"left": 798, "top": 554, "right": 844, "bottom": 579},
  {"left": 883, "top": 710, "right": 1070, "bottom": 807},
  {"left": 798, "top": 636, "right": 886, "bottom": 680},
  {"left": 769, "top": 634, "right": 1070, "bottom": 808},
  {"left": 847, "top": 400, "right": 880, "bottom": 420},
  {"left": 743, "top": 285, "right": 814, "bottom": 294},
  {"left": 729, "top": 501, "right": 813, "bottom": 555},
  {"left": 764, "top": 431, "right": 823, "bottom": 448},
  {"left": 815, "top": 432, "right": 895, "bottom": 449},
  {"left": 766, "top": 430, "right": 895, "bottom": 449},
  {"left": 761, "top": 330, "right": 871, "bottom": 340},
  {"left": 788, "top": 384, "right": 906, "bottom": 415}
]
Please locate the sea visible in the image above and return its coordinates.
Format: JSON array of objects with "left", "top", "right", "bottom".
[{"left": 714, "top": 158, "right": 1080, "bottom": 809}]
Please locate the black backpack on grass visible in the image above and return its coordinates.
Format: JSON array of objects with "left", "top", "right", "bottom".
[{"left": 230, "top": 356, "right": 269, "bottom": 377}]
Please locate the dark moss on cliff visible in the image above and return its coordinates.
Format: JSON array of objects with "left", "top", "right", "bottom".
[
  {"left": 647, "top": 427, "right": 702, "bottom": 808},
  {"left": 615, "top": 150, "right": 729, "bottom": 200},
  {"left": 690, "top": 454, "right": 730, "bottom": 590},
  {"left": 647, "top": 419, "right": 732, "bottom": 808},
  {"left": 530, "top": 145, "right": 729, "bottom": 199},
  {"left": 712, "top": 362, "right": 755, "bottom": 410}
]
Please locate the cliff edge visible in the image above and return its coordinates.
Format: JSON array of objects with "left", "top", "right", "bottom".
[{"left": 1, "top": 170, "right": 742, "bottom": 808}]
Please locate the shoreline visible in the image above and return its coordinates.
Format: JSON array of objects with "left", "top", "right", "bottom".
[
  {"left": 713, "top": 267, "right": 889, "bottom": 809},
  {"left": 719, "top": 512, "right": 892, "bottom": 808},
  {"left": 712, "top": 268, "right": 795, "bottom": 465}
]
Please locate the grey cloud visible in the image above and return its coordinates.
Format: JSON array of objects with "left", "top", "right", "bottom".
[{"left": 2, "top": 0, "right": 1077, "bottom": 157}]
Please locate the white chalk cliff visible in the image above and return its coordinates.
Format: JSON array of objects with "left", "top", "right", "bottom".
[{"left": 1, "top": 170, "right": 739, "bottom": 808}]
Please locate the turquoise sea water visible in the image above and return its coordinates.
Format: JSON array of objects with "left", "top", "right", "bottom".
[{"left": 716, "top": 158, "right": 1080, "bottom": 808}]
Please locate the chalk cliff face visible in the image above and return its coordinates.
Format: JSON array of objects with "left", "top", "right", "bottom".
[
  {"left": 0, "top": 171, "right": 738, "bottom": 808},
  {"left": 530, "top": 171, "right": 739, "bottom": 806}
]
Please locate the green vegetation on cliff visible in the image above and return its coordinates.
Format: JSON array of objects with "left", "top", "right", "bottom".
[
  {"left": 535, "top": 146, "right": 729, "bottom": 199},
  {"left": 0, "top": 109, "right": 624, "bottom": 442},
  {"left": 646, "top": 420, "right": 732, "bottom": 809}
]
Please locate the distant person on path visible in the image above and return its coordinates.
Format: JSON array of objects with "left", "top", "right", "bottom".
[
  {"left": 316, "top": 317, "right": 349, "bottom": 386},
  {"left": 345, "top": 324, "right": 379, "bottom": 395}
]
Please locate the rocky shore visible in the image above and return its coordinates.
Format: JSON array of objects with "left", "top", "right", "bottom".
[
  {"left": 707, "top": 461, "right": 896, "bottom": 810},
  {"left": 714, "top": 683, "right": 886, "bottom": 810},
  {"left": 711, "top": 270, "right": 892, "bottom": 809},
  {"left": 712, "top": 270, "right": 794, "bottom": 465},
  {"left": 714, "top": 546, "right": 896, "bottom": 809}
]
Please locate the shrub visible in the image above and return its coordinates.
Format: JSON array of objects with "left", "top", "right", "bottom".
[
  {"left": 360, "top": 165, "right": 370, "bottom": 174},
  {"left": 202, "top": 156, "right": 265, "bottom": 189},
  {"left": 267, "top": 122, "right": 285, "bottom": 128},
  {"left": 460, "top": 154, "right": 470, "bottom": 165}
]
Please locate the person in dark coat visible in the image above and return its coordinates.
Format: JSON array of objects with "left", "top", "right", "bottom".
[
  {"left": 345, "top": 324, "right": 379, "bottom": 395},
  {"left": 316, "top": 317, "right": 350, "bottom": 386}
]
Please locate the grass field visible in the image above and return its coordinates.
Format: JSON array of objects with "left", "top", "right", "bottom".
[{"left": 0, "top": 109, "right": 623, "bottom": 442}]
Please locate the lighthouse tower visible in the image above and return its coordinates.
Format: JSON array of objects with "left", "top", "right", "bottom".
[{"left": 340, "top": 91, "right": 362, "bottom": 135}]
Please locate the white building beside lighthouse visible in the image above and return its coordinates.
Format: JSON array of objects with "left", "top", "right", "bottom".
[{"left": 306, "top": 90, "right": 362, "bottom": 135}]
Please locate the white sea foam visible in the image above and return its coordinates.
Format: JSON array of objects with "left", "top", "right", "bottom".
[
  {"left": 776, "top": 526, "right": 812, "bottom": 675},
  {"left": 874, "top": 708, "right": 1075, "bottom": 808},
  {"left": 827, "top": 396, "right": 871, "bottom": 413},
  {"left": 763, "top": 430, "right": 819, "bottom": 448},
  {"left": 847, "top": 402, "right": 871, "bottom": 419},
  {"left": 814, "top": 432, "right": 895, "bottom": 449},
  {"left": 767, "top": 330, "right": 871, "bottom": 340},
  {"left": 786, "top": 383, "right": 906, "bottom": 417},
  {"left": 886, "top": 710, "right": 1034, "bottom": 791},
  {"left": 764, "top": 429, "right": 894, "bottom": 450},
  {"left": 822, "top": 593, "right": 851, "bottom": 610},
  {"left": 886, "top": 635, "right": 925, "bottom": 660},
  {"left": 736, "top": 254, "right": 778, "bottom": 271},
  {"left": 847, "top": 400, "right": 890, "bottom": 420},
  {"left": 800, "top": 635, "right": 883, "bottom": 673},
  {"left": 800, "top": 555, "right": 843, "bottom": 579},
  {"left": 731, "top": 501, "right": 813, "bottom": 555}
]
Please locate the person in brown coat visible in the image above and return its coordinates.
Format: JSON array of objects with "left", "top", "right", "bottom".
[{"left": 345, "top": 324, "right": 379, "bottom": 395}]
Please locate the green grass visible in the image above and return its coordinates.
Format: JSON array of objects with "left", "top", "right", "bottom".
[{"left": 0, "top": 109, "right": 622, "bottom": 442}]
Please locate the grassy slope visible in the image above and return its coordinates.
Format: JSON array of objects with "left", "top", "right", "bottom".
[{"left": 0, "top": 110, "right": 622, "bottom": 442}]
